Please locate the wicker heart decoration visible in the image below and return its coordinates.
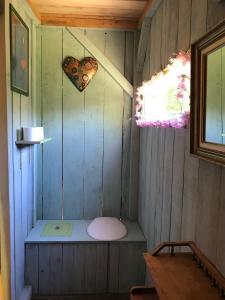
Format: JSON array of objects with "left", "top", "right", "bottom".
[{"left": 62, "top": 56, "right": 98, "bottom": 92}]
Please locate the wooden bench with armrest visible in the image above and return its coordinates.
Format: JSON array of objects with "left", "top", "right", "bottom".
[{"left": 130, "top": 241, "right": 225, "bottom": 300}]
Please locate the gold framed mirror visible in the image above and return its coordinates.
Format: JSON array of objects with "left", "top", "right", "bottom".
[{"left": 191, "top": 19, "right": 225, "bottom": 165}]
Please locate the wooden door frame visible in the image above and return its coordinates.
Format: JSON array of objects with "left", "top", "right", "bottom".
[{"left": 0, "top": 1, "right": 12, "bottom": 300}]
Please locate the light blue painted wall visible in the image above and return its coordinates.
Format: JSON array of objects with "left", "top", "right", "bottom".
[
  {"left": 4, "top": 1, "right": 38, "bottom": 299},
  {"left": 36, "top": 27, "right": 137, "bottom": 221}
]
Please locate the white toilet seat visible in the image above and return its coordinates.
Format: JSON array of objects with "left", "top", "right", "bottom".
[{"left": 87, "top": 217, "right": 127, "bottom": 241}]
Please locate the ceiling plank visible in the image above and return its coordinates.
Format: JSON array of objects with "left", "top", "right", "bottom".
[
  {"left": 138, "top": 0, "right": 163, "bottom": 27},
  {"left": 67, "top": 28, "right": 134, "bottom": 97},
  {"left": 41, "top": 14, "right": 138, "bottom": 30},
  {"left": 27, "top": 0, "right": 148, "bottom": 26},
  {"left": 33, "top": 0, "right": 146, "bottom": 10},
  {"left": 37, "top": 6, "right": 142, "bottom": 18}
]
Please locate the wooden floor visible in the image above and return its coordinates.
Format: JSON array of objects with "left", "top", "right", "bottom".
[{"left": 32, "top": 294, "right": 129, "bottom": 300}]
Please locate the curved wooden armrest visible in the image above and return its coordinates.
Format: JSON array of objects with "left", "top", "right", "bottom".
[{"left": 151, "top": 241, "right": 193, "bottom": 256}]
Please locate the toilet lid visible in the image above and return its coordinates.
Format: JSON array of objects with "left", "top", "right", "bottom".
[{"left": 87, "top": 217, "right": 127, "bottom": 241}]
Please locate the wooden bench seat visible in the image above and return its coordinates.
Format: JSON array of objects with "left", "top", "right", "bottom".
[{"left": 143, "top": 241, "right": 225, "bottom": 300}]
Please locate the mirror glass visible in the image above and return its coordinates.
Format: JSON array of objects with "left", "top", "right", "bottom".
[{"left": 205, "top": 45, "right": 225, "bottom": 144}]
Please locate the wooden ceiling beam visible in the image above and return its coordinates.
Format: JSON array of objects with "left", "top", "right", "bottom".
[{"left": 41, "top": 14, "right": 138, "bottom": 30}]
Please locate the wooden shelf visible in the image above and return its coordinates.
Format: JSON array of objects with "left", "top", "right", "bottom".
[{"left": 15, "top": 138, "right": 52, "bottom": 145}]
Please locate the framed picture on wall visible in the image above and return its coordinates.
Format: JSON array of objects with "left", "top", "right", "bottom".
[{"left": 10, "top": 4, "right": 29, "bottom": 96}]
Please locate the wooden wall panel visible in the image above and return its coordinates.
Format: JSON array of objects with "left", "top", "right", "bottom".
[
  {"left": 36, "top": 26, "right": 43, "bottom": 220},
  {"left": 160, "top": 128, "right": 174, "bottom": 243},
  {"left": 7, "top": 1, "right": 38, "bottom": 299},
  {"left": 117, "top": 243, "right": 146, "bottom": 293},
  {"left": 12, "top": 93, "right": 24, "bottom": 300},
  {"left": 38, "top": 244, "right": 63, "bottom": 295},
  {"left": 102, "top": 32, "right": 124, "bottom": 217},
  {"left": 190, "top": 0, "right": 207, "bottom": 44},
  {"left": 177, "top": 0, "right": 191, "bottom": 51},
  {"left": 121, "top": 32, "right": 133, "bottom": 219},
  {"left": 25, "top": 241, "right": 146, "bottom": 295},
  {"left": 84, "top": 47, "right": 104, "bottom": 218},
  {"left": 42, "top": 28, "right": 63, "bottom": 219},
  {"left": 169, "top": 129, "right": 185, "bottom": 242},
  {"left": 62, "top": 29, "right": 85, "bottom": 219},
  {"left": 138, "top": 0, "right": 225, "bottom": 278},
  {"left": 36, "top": 27, "right": 136, "bottom": 220},
  {"left": 195, "top": 161, "right": 221, "bottom": 262},
  {"left": 25, "top": 244, "right": 39, "bottom": 294}
]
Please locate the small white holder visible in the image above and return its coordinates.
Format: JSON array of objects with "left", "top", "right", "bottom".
[{"left": 23, "top": 127, "right": 44, "bottom": 142}]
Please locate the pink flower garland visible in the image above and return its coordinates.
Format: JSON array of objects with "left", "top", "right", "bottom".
[{"left": 136, "top": 50, "right": 191, "bottom": 129}]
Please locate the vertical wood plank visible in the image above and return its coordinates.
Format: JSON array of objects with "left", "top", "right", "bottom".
[
  {"left": 160, "top": 128, "right": 174, "bottom": 243},
  {"left": 181, "top": 126, "right": 199, "bottom": 241},
  {"left": 195, "top": 161, "right": 221, "bottom": 262},
  {"left": 31, "top": 19, "right": 37, "bottom": 226},
  {"left": 62, "top": 244, "right": 75, "bottom": 294},
  {"left": 121, "top": 32, "right": 133, "bottom": 219},
  {"left": 12, "top": 92, "right": 23, "bottom": 300},
  {"left": 149, "top": 3, "right": 163, "bottom": 77},
  {"left": 154, "top": 128, "right": 165, "bottom": 245},
  {"left": 103, "top": 32, "right": 125, "bottom": 217},
  {"left": 36, "top": 26, "right": 43, "bottom": 220},
  {"left": 73, "top": 244, "right": 86, "bottom": 293},
  {"left": 167, "top": 0, "right": 179, "bottom": 56},
  {"left": 160, "top": 0, "right": 179, "bottom": 67},
  {"left": 216, "top": 168, "right": 225, "bottom": 277},
  {"left": 138, "top": 128, "right": 149, "bottom": 234},
  {"left": 62, "top": 29, "right": 85, "bottom": 219},
  {"left": 62, "top": 243, "right": 86, "bottom": 294},
  {"left": 21, "top": 93, "right": 33, "bottom": 237},
  {"left": 128, "top": 30, "right": 141, "bottom": 221},
  {"left": 25, "top": 244, "right": 39, "bottom": 294},
  {"left": 191, "top": 0, "right": 207, "bottom": 43},
  {"left": 39, "top": 244, "right": 63, "bottom": 295},
  {"left": 83, "top": 48, "right": 104, "bottom": 218},
  {"left": 84, "top": 243, "right": 108, "bottom": 293},
  {"left": 207, "top": 0, "right": 225, "bottom": 30},
  {"left": 142, "top": 42, "right": 150, "bottom": 80},
  {"left": 104, "top": 31, "right": 125, "bottom": 75},
  {"left": 177, "top": 0, "right": 191, "bottom": 51},
  {"left": 143, "top": 128, "right": 153, "bottom": 246},
  {"left": 42, "top": 27, "right": 63, "bottom": 219},
  {"left": 95, "top": 244, "right": 108, "bottom": 293},
  {"left": 147, "top": 128, "right": 159, "bottom": 250},
  {"left": 160, "top": 0, "right": 168, "bottom": 68},
  {"left": 108, "top": 244, "right": 120, "bottom": 293},
  {"left": 170, "top": 129, "right": 186, "bottom": 241},
  {"left": 118, "top": 243, "right": 146, "bottom": 293}
]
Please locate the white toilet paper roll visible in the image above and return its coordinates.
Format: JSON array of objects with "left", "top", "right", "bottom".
[{"left": 23, "top": 127, "right": 44, "bottom": 141}]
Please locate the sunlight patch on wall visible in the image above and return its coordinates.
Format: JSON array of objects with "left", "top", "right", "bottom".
[{"left": 136, "top": 51, "right": 190, "bottom": 128}]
